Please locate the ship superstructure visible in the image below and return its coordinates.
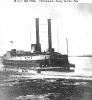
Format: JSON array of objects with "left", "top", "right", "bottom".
[{"left": 2, "top": 18, "right": 75, "bottom": 72}]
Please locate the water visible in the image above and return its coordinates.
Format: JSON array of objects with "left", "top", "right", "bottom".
[
  {"left": 0, "top": 57, "right": 92, "bottom": 100},
  {"left": 69, "top": 57, "right": 92, "bottom": 76}
]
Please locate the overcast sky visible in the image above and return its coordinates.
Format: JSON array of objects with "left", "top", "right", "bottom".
[{"left": 0, "top": 1, "right": 92, "bottom": 56}]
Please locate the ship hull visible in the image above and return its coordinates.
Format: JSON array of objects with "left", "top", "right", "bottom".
[{"left": 3, "top": 56, "right": 75, "bottom": 72}]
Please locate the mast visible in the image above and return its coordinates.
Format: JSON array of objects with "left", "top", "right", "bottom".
[
  {"left": 57, "top": 26, "right": 59, "bottom": 53},
  {"left": 10, "top": 41, "right": 13, "bottom": 50},
  {"left": 66, "top": 38, "right": 68, "bottom": 60},
  {"left": 30, "top": 27, "right": 31, "bottom": 51}
]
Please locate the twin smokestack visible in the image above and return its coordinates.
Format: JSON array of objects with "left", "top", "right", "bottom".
[
  {"left": 36, "top": 18, "right": 40, "bottom": 45},
  {"left": 35, "top": 18, "right": 52, "bottom": 51}
]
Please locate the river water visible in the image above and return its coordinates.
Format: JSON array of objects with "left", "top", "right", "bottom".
[
  {"left": 69, "top": 57, "right": 92, "bottom": 76},
  {"left": 0, "top": 57, "right": 92, "bottom": 100}
]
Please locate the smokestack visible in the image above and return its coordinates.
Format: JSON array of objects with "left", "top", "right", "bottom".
[
  {"left": 33, "top": 18, "right": 41, "bottom": 53},
  {"left": 48, "top": 19, "right": 52, "bottom": 50},
  {"left": 36, "top": 18, "right": 40, "bottom": 45}
]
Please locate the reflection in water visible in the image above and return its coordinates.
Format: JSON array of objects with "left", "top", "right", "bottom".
[{"left": 0, "top": 57, "right": 92, "bottom": 100}]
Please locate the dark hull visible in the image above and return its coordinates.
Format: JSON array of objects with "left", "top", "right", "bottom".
[
  {"left": 36, "top": 66, "right": 75, "bottom": 72},
  {"left": 3, "top": 59, "right": 75, "bottom": 72}
]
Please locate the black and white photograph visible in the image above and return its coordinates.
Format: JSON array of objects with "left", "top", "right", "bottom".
[{"left": 0, "top": 0, "right": 92, "bottom": 100}]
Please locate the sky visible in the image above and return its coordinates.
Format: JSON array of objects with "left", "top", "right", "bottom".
[{"left": 0, "top": 0, "right": 92, "bottom": 56}]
